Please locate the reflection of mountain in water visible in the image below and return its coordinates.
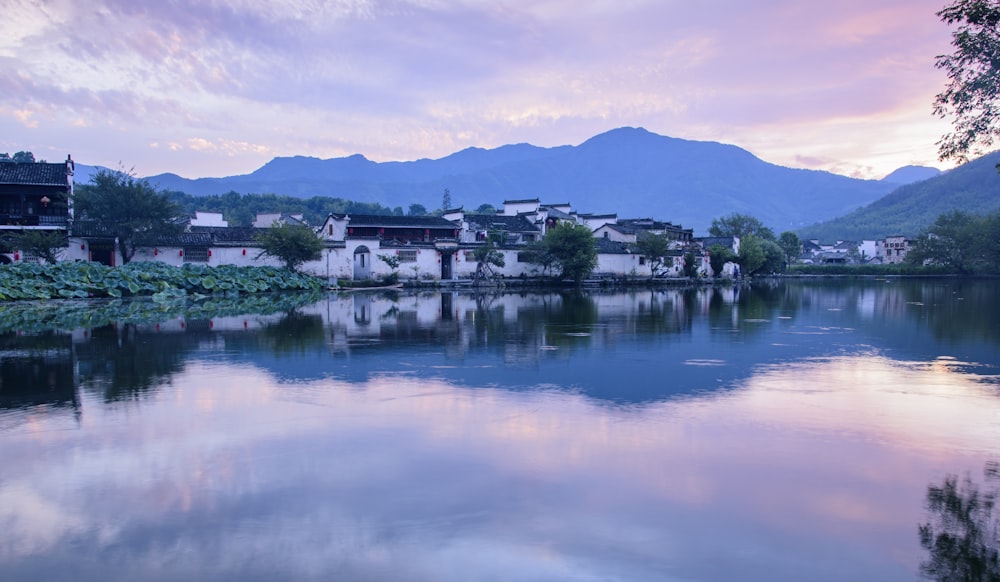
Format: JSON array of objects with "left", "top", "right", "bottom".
[{"left": 2, "top": 280, "right": 998, "bottom": 409}]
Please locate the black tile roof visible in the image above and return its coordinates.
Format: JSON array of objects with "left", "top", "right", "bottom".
[
  {"left": 0, "top": 163, "right": 70, "bottom": 187},
  {"left": 347, "top": 214, "right": 457, "bottom": 228},
  {"left": 465, "top": 214, "right": 539, "bottom": 233},
  {"left": 593, "top": 237, "right": 636, "bottom": 254}
]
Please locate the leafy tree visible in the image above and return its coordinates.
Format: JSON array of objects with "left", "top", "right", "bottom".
[
  {"left": 778, "top": 231, "right": 802, "bottom": 265},
  {"left": 682, "top": 251, "right": 699, "bottom": 278},
  {"left": 74, "top": 168, "right": 184, "bottom": 265},
  {"left": 12, "top": 151, "right": 35, "bottom": 163},
  {"left": 933, "top": 0, "right": 1000, "bottom": 161},
  {"left": 636, "top": 231, "right": 672, "bottom": 278},
  {"left": 541, "top": 223, "right": 598, "bottom": 283},
  {"left": 707, "top": 243, "right": 736, "bottom": 278},
  {"left": 907, "top": 209, "right": 999, "bottom": 273},
  {"left": 475, "top": 203, "right": 497, "bottom": 214},
  {"left": 738, "top": 235, "right": 766, "bottom": 275},
  {"left": 408, "top": 203, "right": 428, "bottom": 216},
  {"left": 0, "top": 153, "right": 11, "bottom": 163},
  {"left": 255, "top": 223, "right": 323, "bottom": 271},
  {"left": 10, "top": 230, "right": 67, "bottom": 264},
  {"left": 377, "top": 254, "right": 401, "bottom": 284},
  {"left": 759, "top": 238, "right": 786, "bottom": 274},
  {"left": 473, "top": 231, "right": 506, "bottom": 283},
  {"left": 709, "top": 213, "right": 775, "bottom": 241}
]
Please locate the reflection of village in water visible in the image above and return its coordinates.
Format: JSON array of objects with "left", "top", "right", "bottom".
[{"left": 3, "top": 279, "right": 997, "bottom": 417}]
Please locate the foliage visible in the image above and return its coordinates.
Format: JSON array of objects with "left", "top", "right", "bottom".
[
  {"left": 682, "top": 251, "right": 699, "bottom": 278},
  {"left": 918, "top": 462, "right": 1000, "bottom": 581},
  {"left": 255, "top": 223, "right": 324, "bottom": 271},
  {"left": 473, "top": 232, "right": 506, "bottom": 283},
  {"left": 786, "top": 263, "right": 954, "bottom": 276},
  {"left": 778, "top": 231, "right": 802, "bottom": 264},
  {"left": 474, "top": 203, "right": 497, "bottom": 214},
  {"left": 707, "top": 244, "right": 736, "bottom": 277},
  {"left": 74, "top": 168, "right": 184, "bottom": 265},
  {"left": 0, "top": 290, "right": 323, "bottom": 335},
  {"left": 738, "top": 235, "right": 766, "bottom": 276},
  {"left": 164, "top": 190, "right": 399, "bottom": 227},
  {"left": 8, "top": 229, "right": 67, "bottom": 264},
  {"left": 636, "top": 232, "right": 672, "bottom": 278},
  {"left": 537, "top": 223, "right": 598, "bottom": 283},
  {"left": 709, "top": 213, "right": 776, "bottom": 241},
  {"left": 907, "top": 209, "right": 1000, "bottom": 273},
  {"left": 0, "top": 151, "right": 36, "bottom": 163},
  {"left": 408, "top": 203, "right": 428, "bottom": 216},
  {"left": 798, "top": 151, "right": 1000, "bottom": 241},
  {"left": 442, "top": 188, "right": 453, "bottom": 210},
  {"left": 377, "top": 254, "right": 401, "bottom": 284},
  {"left": 933, "top": 0, "right": 1000, "bottom": 161},
  {"left": 0, "top": 262, "right": 323, "bottom": 301}
]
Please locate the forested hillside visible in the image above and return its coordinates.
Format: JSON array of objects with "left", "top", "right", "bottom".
[{"left": 799, "top": 152, "right": 1000, "bottom": 240}]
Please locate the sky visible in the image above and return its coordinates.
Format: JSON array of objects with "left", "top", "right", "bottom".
[{"left": 0, "top": 0, "right": 960, "bottom": 180}]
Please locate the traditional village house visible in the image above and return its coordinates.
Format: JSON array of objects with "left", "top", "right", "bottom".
[
  {"left": 875, "top": 236, "right": 911, "bottom": 264},
  {"left": 0, "top": 155, "right": 74, "bottom": 263}
]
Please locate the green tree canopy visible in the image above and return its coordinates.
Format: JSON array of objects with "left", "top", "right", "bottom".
[
  {"left": 74, "top": 168, "right": 184, "bottom": 265},
  {"left": 255, "top": 223, "right": 323, "bottom": 271},
  {"left": 934, "top": 0, "right": 1000, "bottom": 161},
  {"left": 538, "top": 223, "right": 598, "bottom": 284},
  {"left": 707, "top": 244, "right": 736, "bottom": 278},
  {"left": 709, "top": 213, "right": 775, "bottom": 241},
  {"left": 778, "top": 231, "right": 802, "bottom": 265},
  {"left": 636, "top": 232, "right": 672, "bottom": 278},
  {"left": 907, "top": 209, "right": 1000, "bottom": 273}
]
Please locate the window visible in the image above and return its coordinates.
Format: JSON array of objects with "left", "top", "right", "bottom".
[
  {"left": 639, "top": 256, "right": 646, "bottom": 265},
  {"left": 398, "top": 250, "right": 417, "bottom": 262},
  {"left": 183, "top": 247, "right": 209, "bottom": 263},
  {"left": 517, "top": 252, "right": 533, "bottom": 263}
]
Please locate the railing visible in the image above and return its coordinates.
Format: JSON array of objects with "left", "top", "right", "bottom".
[{"left": 0, "top": 214, "right": 68, "bottom": 227}]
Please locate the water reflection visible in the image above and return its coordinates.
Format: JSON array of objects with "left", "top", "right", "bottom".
[
  {"left": 919, "top": 462, "right": 1000, "bottom": 581},
  {"left": 0, "top": 280, "right": 998, "bottom": 580}
]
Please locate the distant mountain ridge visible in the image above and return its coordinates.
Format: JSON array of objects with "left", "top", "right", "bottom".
[
  {"left": 79, "top": 128, "right": 921, "bottom": 232},
  {"left": 800, "top": 152, "right": 1000, "bottom": 241}
]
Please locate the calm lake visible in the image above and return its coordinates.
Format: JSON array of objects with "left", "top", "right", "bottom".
[{"left": 1, "top": 279, "right": 998, "bottom": 581}]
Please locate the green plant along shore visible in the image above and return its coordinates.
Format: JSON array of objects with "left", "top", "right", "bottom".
[
  {"left": 0, "top": 262, "right": 323, "bottom": 301},
  {"left": 0, "top": 290, "right": 325, "bottom": 335}
]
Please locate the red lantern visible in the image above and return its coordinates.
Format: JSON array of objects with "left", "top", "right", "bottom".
[
  {"left": 208, "top": 249, "right": 212, "bottom": 257},
  {"left": 179, "top": 250, "right": 183, "bottom": 257},
  {"left": 154, "top": 248, "right": 158, "bottom": 256},
  {"left": 242, "top": 248, "right": 246, "bottom": 256},
  {"left": 13, "top": 252, "right": 18, "bottom": 261}
]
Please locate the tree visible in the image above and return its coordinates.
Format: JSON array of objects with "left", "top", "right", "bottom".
[
  {"left": 473, "top": 231, "right": 506, "bottom": 283},
  {"left": 475, "top": 203, "right": 497, "bottom": 214},
  {"left": 12, "top": 151, "right": 35, "bottom": 163},
  {"left": 74, "top": 168, "right": 184, "bottom": 265},
  {"left": 255, "top": 222, "right": 323, "bottom": 271},
  {"left": 778, "top": 231, "right": 802, "bottom": 265},
  {"left": 933, "top": 0, "right": 1000, "bottom": 162},
  {"left": 709, "top": 213, "right": 775, "bottom": 241},
  {"left": 408, "top": 204, "right": 428, "bottom": 216},
  {"left": 738, "top": 235, "right": 766, "bottom": 275},
  {"left": 908, "top": 209, "right": 995, "bottom": 273},
  {"left": 636, "top": 232, "right": 672, "bottom": 278},
  {"left": 442, "top": 188, "right": 453, "bottom": 211},
  {"left": 10, "top": 230, "right": 66, "bottom": 264},
  {"left": 540, "top": 223, "right": 598, "bottom": 284},
  {"left": 682, "top": 251, "right": 699, "bottom": 278},
  {"left": 377, "top": 254, "right": 401, "bottom": 284},
  {"left": 707, "top": 244, "right": 736, "bottom": 278}
]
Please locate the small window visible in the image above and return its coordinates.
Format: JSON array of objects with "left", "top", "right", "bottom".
[
  {"left": 517, "top": 252, "right": 533, "bottom": 263},
  {"left": 639, "top": 256, "right": 646, "bottom": 265},
  {"left": 183, "top": 247, "right": 209, "bottom": 263},
  {"left": 398, "top": 250, "right": 417, "bottom": 262}
]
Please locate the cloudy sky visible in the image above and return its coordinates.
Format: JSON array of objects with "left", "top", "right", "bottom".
[{"left": 0, "top": 0, "right": 958, "bottom": 180}]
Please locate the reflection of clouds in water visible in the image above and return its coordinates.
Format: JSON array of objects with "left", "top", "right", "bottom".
[{"left": 0, "top": 356, "right": 998, "bottom": 579}]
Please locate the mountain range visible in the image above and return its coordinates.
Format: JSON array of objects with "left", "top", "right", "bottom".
[{"left": 75, "top": 127, "right": 998, "bottom": 237}]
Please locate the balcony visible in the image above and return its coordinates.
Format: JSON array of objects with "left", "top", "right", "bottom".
[{"left": 0, "top": 214, "right": 68, "bottom": 228}]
